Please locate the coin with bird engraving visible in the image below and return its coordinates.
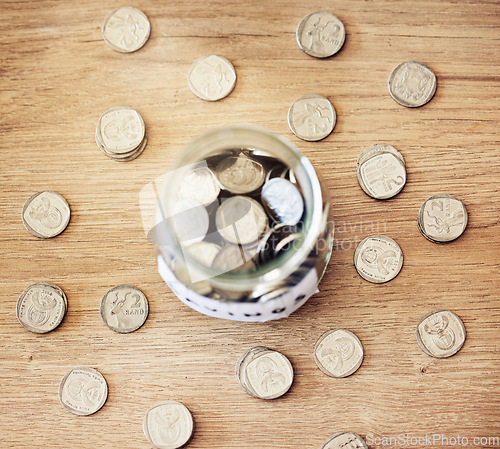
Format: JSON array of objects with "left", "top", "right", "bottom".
[
  {"left": 188, "top": 54, "right": 236, "bottom": 101},
  {"left": 288, "top": 94, "right": 336, "bottom": 141},
  {"left": 102, "top": 6, "right": 150, "bottom": 53},
  {"left": 388, "top": 61, "right": 437, "bottom": 107}
]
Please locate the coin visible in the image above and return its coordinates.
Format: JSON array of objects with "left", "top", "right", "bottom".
[
  {"left": 95, "top": 106, "right": 147, "bottom": 161},
  {"left": 357, "top": 144, "right": 406, "bottom": 200},
  {"left": 261, "top": 178, "right": 304, "bottom": 225},
  {"left": 388, "top": 61, "right": 437, "bottom": 108},
  {"left": 417, "top": 194, "right": 468, "bottom": 243},
  {"left": 416, "top": 310, "right": 466, "bottom": 358},
  {"left": 212, "top": 244, "right": 257, "bottom": 273},
  {"left": 100, "top": 285, "right": 149, "bottom": 333},
  {"left": 102, "top": 6, "right": 150, "bottom": 53},
  {"left": 256, "top": 224, "right": 301, "bottom": 265},
  {"left": 354, "top": 235, "right": 403, "bottom": 283},
  {"left": 171, "top": 198, "right": 210, "bottom": 245},
  {"left": 215, "top": 155, "right": 265, "bottom": 194},
  {"left": 236, "top": 347, "right": 294, "bottom": 399},
  {"left": 287, "top": 94, "right": 336, "bottom": 141},
  {"left": 296, "top": 11, "right": 346, "bottom": 58},
  {"left": 321, "top": 431, "right": 369, "bottom": 449},
  {"left": 177, "top": 166, "right": 220, "bottom": 205},
  {"left": 215, "top": 196, "right": 268, "bottom": 245},
  {"left": 185, "top": 241, "right": 221, "bottom": 267},
  {"left": 22, "top": 191, "right": 71, "bottom": 238},
  {"left": 314, "top": 329, "right": 364, "bottom": 378},
  {"left": 143, "top": 400, "right": 194, "bottom": 449},
  {"left": 187, "top": 54, "right": 236, "bottom": 101},
  {"left": 16, "top": 282, "right": 67, "bottom": 333},
  {"left": 59, "top": 367, "right": 108, "bottom": 416}
]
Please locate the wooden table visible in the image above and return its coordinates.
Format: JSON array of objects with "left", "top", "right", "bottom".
[{"left": 1, "top": 1, "right": 499, "bottom": 448}]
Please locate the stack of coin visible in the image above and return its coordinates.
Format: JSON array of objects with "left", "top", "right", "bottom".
[
  {"left": 95, "top": 106, "right": 147, "bottom": 161},
  {"left": 417, "top": 194, "right": 468, "bottom": 243},
  {"left": 143, "top": 401, "right": 194, "bottom": 449},
  {"left": 236, "top": 346, "right": 294, "bottom": 399},
  {"left": 356, "top": 144, "right": 406, "bottom": 200},
  {"left": 16, "top": 282, "right": 68, "bottom": 333}
]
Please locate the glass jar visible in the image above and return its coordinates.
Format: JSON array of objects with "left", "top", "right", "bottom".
[{"left": 154, "top": 125, "right": 333, "bottom": 322}]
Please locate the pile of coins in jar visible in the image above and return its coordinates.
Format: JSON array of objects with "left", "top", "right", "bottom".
[{"left": 14, "top": 6, "right": 474, "bottom": 449}]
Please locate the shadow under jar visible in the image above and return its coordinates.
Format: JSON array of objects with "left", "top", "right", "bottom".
[{"left": 156, "top": 125, "right": 333, "bottom": 322}]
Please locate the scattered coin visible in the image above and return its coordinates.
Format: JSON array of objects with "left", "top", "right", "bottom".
[
  {"left": 357, "top": 144, "right": 406, "bottom": 200},
  {"left": 215, "top": 196, "right": 268, "bottom": 245},
  {"left": 100, "top": 285, "right": 149, "bottom": 333},
  {"left": 296, "top": 11, "right": 346, "bottom": 58},
  {"left": 187, "top": 54, "right": 236, "bottom": 101},
  {"left": 416, "top": 310, "right": 466, "bottom": 358},
  {"left": 177, "top": 166, "right": 220, "bottom": 205},
  {"left": 314, "top": 329, "right": 364, "bottom": 378},
  {"left": 261, "top": 178, "right": 304, "bottom": 225},
  {"left": 287, "top": 94, "right": 336, "bottom": 141},
  {"left": 22, "top": 191, "right": 71, "bottom": 239},
  {"left": 388, "top": 61, "right": 437, "bottom": 108},
  {"left": 96, "top": 107, "right": 147, "bottom": 161},
  {"left": 102, "top": 6, "right": 151, "bottom": 53},
  {"left": 16, "top": 282, "right": 67, "bottom": 333},
  {"left": 215, "top": 155, "right": 265, "bottom": 194},
  {"left": 59, "top": 367, "right": 108, "bottom": 416},
  {"left": 354, "top": 235, "right": 403, "bottom": 283},
  {"left": 236, "top": 347, "right": 294, "bottom": 399},
  {"left": 321, "top": 431, "right": 369, "bottom": 449},
  {"left": 417, "top": 194, "right": 468, "bottom": 243},
  {"left": 143, "top": 400, "right": 194, "bottom": 449}
]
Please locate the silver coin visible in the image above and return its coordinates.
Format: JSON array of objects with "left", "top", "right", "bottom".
[
  {"left": 96, "top": 129, "right": 148, "bottom": 162},
  {"left": 287, "top": 94, "right": 336, "bottom": 141},
  {"left": 296, "top": 11, "right": 345, "bottom": 58},
  {"left": 215, "top": 155, "right": 265, "bottom": 194},
  {"left": 256, "top": 224, "right": 300, "bottom": 265},
  {"left": 236, "top": 347, "right": 294, "bottom": 399},
  {"left": 261, "top": 178, "right": 304, "bottom": 225},
  {"left": 16, "top": 282, "right": 67, "bottom": 333},
  {"left": 416, "top": 310, "right": 466, "bottom": 358},
  {"left": 314, "top": 329, "right": 364, "bottom": 378},
  {"left": 100, "top": 285, "right": 149, "bottom": 333},
  {"left": 22, "top": 191, "right": 71, "bottom": 238},
  {"left": 417, "top": 194, "right": 468, "bottom": 243},
  {"left": 96, "top": 106, "right": 146, "bottom": 154},
  {"left": 356, "top": 143, "right": 405, "bottom": 169},
  {"left": 321, "top": 431, "right": 369, "bottom": 449},
  {"left": 357, "top": 144, "right": 406, "bottom": 200},
  {"left": 187, "top": 54, "right": 236, "bottom": 101},
  {"left": 185, "top": 241, "right": 221, "bottom": 268},
  {"left": 215, "top": 196, "right": 268, "bottom": 245},
  {"left": 388, "top": 61, "right": 437, "bottom": 108},
  {"left": 177, "top": 166, "right": 220, "bottom": 205},
  {"left": 59, "top": 367, "right": 108, "bottom": 416},
  {"left": 171, "top": 198, "right": 210, "bottom": 245},
  {"left": 102, "top": 6, "right": 150, "bottom": 53},
  {"left": 354, "top": 235, "right": 403, "bottom": 283},
  {"left": 143, "top": 400, "right": 194, "bottom": 449},
  {"left": 212, "top": 244, "right": 257, "bottom": 273}
]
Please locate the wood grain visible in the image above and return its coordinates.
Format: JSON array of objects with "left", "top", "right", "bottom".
[{"left": 1, "top": 1, "right": 499, "bottom": 448}]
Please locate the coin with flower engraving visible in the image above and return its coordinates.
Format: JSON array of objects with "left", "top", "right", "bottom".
[
  {"left": 22, "top": 191, "right": 71, "bottom": 239},
  {"left": 417, "top": 194, "right": 468, "bottom": 243},
  {"left": 354, "top": 235, "right": 403, "bottom": 283},
  {"left": 314, "top": 329, "right": 364, "bottom": 378},
  {"left": 236, "top": 347, "right": 294, "bottom": 399},
  {"left": 100, "top": 285, "right": 149, "bottom": 333},
  {"left": 59, "top": 367, "right": 108, "bottom": 416},
  {"left": 321, "top": 431, "right": 369, "bottom": 449},
  {"left": 357, "top": 144, "right": 406, "bottom": 200},
  {"left": 188, "top": 54, "right": 236, "bottom": 101},
  {"left": 388, "top": 61, "right": 437, "bottom": 108},
  {"left": 416, "top": 310, "right": 466, "bottom": 358},
  {"left": 102, "top": 6, "right": 151, "bottom": 53},
  {"left": 215, "top": 155, "right": 265, "bottom": 194},
  {"left": 16, "top": 282, "right": 67, "bottom": 333},
  {"left": 143, "top": 401, "right": 194, "bottom": 449},
  {"left": 296, "top": 11, "right": 345, "bottom": 58},
  {"left": 288, "top": 94, "right": 336, "bottom": 141},
  {"left": 216, "top": 196, "right": 268, "bottom": 245}
]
